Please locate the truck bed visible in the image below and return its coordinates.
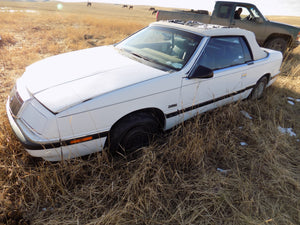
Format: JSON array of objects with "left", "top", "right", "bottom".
[{"left": 157, "top": 10, "right": 211, "bottom": 24}]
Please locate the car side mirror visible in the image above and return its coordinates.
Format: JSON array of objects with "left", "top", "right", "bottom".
[{"left": 189, "top": 65, "right": 213, "bottom": 79}]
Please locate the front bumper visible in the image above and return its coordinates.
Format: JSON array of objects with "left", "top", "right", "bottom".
[
  {"left": 6, "top": 100, "right": 107, "bottom": 161},
  {"left": 6, "top": 99, "right": 64, "bottom": 160},
  {"left": 6, "top": 99, "right": 43, "bottom": 149},
  {"left": 290, "top": 40, "right": 300, "bottom": 50}
]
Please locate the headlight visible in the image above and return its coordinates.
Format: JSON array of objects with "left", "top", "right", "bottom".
[{"left": 9, "top": 85, "right": 24, "bottom": 117}]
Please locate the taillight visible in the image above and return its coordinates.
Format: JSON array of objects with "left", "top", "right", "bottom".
[
  {"left": 297, "top": 31, "right": 300, "bottom": 42},
  {"left": 156, "top": 11, "right": 159, "bottom": 21}
]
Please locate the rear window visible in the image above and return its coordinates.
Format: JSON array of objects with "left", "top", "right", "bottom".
[{"left": 216, "top": 5, "right": 233, "bottom": 19}]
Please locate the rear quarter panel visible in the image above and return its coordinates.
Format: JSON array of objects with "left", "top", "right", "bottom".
[{"left": 245, "top": 49, "right": 282, "bottom": 94}]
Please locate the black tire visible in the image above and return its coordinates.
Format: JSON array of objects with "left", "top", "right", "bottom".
[
  {"left": 249, "top": 76, "right": 268, "bottom": 100},
  {"left": 108, "top": 112, "right": 160, "bottom": 156},
  {"left": 264, "top": 37, "right": 287, "bottom": 54}
]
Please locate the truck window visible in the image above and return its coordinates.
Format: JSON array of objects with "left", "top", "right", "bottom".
[
  {"left": 197, "top": 36, "right": 250, "bottom": 70},
  {"left": 234, "top": 5, "right": 264, "bottom": 22},
  {"left": 234, "top": 6, "right": 250, "bottom": 20},
  {"left": 216, "top": 5, "right": 232, "bottom": 19},
  {"left": 249, "top": 7, "right": 265, "bottom": 21}
]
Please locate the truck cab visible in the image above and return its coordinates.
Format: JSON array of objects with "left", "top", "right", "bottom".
[
  {"left": 211, "top": 1, "right": 300, "bottom": 52},
  {"left": 211, "top": 2, "right": 266, "bottom": 45}
]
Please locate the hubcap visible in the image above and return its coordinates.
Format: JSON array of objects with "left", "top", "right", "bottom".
[
  {"left": 122, "top": 127, "right": 151, "bottom": 151},
  {"left": 256, "top": 82, "right": 265, "bottom": 97},
  {"left": 253, "top": 79, "right": 266, "bottom": 99}
]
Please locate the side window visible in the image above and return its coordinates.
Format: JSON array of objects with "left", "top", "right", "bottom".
[
  {"left": 234, "top": 6, "right": 250, "bottom": 20},
  {"left": 239, "top": 37, "right": 252, "bottom": 62},
  {"left": 197, "top": 37, "right": 249, "bottom": 70},
  {"left": 234, "top": 5, "right": 263, "bottom": 22},
  {"left": 216, "top": 5, "right": 232, "bottom": 19}
]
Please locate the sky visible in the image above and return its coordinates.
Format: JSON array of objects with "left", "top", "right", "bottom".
[{"left": 60, "top": 0, "right": 300, "bottom": 16}]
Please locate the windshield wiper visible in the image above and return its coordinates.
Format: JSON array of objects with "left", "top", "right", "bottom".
[
  {"left": 118, "top": 48, "right": 178, "bottom": 71},
  {"left": 130, "top": 52, "right": 151, "bottom": 62},
  {"left": 133, "top": 52, "right": 179, "bottom": 71}
]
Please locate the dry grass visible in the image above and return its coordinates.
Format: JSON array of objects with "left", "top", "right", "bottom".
[{"left": 0, "top": 2, "right": 299, "bottom": 225}]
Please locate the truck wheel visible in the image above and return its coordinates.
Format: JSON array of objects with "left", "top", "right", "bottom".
[
  {"left": 108, "top": 112, "right": 160, "bottom": 156},
  {"left": 249, "top": 76, "right": 268, "bottom": 100},
  {"left": 265, "top": 37, "right": 287, "bottom": 53}
]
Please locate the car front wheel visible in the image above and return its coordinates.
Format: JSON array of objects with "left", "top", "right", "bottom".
[{"left": 108, "top": 112, "right": 160, "bottom": 156}]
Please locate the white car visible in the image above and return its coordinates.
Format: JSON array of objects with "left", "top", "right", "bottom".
[{"left": 6, "top": 21, "right": 282, "bottom": 161}]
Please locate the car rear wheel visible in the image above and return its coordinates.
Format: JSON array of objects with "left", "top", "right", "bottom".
[
  {"left": 249, "top": 76, "right": 268, "bottom": 100},
  {"left": 108, "top": 112, "right": 160, "bottom": 156}
]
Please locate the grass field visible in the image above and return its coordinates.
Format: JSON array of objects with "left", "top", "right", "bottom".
[{"left": 0, "top": 2, "right": 299, "bottom": 224}]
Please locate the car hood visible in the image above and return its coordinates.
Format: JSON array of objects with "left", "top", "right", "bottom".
[{"left": 22, "top": 46, "right": 168, "bottom": 113}]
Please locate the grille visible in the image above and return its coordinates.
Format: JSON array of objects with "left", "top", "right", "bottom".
[{"left": 9, "top": 86, "right": 23, "bottom": 116}]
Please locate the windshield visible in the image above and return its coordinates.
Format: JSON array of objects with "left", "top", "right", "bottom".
[
  {"left": 250, "top": 7, "right": 266, "bottom": 21},
  {"left": 116, "top": 26, "right": 202, "bottom": 71}
]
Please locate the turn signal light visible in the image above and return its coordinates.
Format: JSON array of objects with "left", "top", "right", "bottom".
[{"left": 70, "top": 136, "right": 93, "bottom": 145}]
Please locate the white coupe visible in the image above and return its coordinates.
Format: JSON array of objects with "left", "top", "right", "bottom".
[{"left": 6, "top": 21, "right": 283, "bottom": 161}]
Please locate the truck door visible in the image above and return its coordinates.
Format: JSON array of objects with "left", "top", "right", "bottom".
[{"left": 230, "top": 5, "right": 266, "bottom": 44}]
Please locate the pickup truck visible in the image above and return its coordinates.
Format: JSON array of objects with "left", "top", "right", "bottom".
[{"left": 156, "top": 1, "right": 300, "bottom": 53}]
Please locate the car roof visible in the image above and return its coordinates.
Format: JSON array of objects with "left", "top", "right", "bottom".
[
  {"left": 152, "top": 21, "right": 251, "bottom": 37},
  {"left": 151, "top": 21, "right": 268, "bottom": 60}
]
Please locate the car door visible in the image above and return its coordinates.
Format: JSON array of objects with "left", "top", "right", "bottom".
[{"left": 179, "top": 36, "right": 252, "bottom": 121}]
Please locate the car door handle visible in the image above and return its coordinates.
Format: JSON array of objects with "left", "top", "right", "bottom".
[{"left": 247, "top": 62, "right": 254, "bottom": 65}]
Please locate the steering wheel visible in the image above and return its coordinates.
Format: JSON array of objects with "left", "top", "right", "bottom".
[{"left": 243, "top": 15, "right": 253, "bottom": 21}]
